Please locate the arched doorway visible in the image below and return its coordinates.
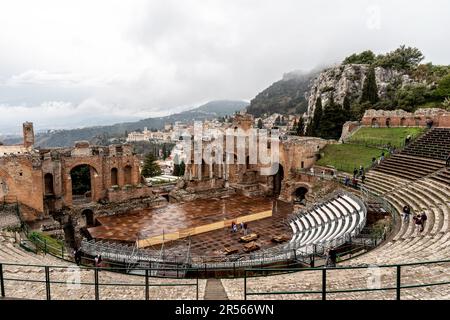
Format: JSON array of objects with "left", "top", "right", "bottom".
[
  {"left": 293, "top": 187, "right": 308, "bottom": 204},
  {"left": 124, "top": 165, "right": 132, "bottom": 185},
  {"left": 70, "top": 165, "right": 92, "bottom": 203},
  {"left": 272, "top": 164, "right": 284, "bottom": 196},
  {"left": 385, "top": 118, "right": 391, "bottom": 127},
  {"left": 44, "top": 173, "right": 54, "bottom": 195},
  {"left": 371, "top": 118, "right": 378, "bottom": 127},
  {"left": 400, "top": 117, "right": 406, "bottom": 126},
  {"left": 82, "top": 209, "right": 95, "bottom": 227},
  {"left": 111, "top": 168, "right": 118, "bottom": 186}
]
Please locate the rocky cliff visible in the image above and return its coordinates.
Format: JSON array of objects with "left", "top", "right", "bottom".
[{"left": 305, "top": 64, "right": 414, "bottom": 116}]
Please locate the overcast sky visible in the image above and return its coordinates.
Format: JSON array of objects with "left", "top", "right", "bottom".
[{"left": 1, "top": 0, "right": 449, "bottom": 134}]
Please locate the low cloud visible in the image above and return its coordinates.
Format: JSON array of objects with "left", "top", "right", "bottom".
[{"left": 0, "top": 0, "right": 449, "bottom": 133}]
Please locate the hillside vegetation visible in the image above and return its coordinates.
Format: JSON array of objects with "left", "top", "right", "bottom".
[{"left": 246, "top": 70, "right": 318, "bottom": 117}]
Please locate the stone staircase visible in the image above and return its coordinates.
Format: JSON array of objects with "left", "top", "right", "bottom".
[
  {"left": 373, "top": 154, "right": 445, "bottom": 181},
  {"left": 402, "top": 127, "right": 450, "bottom": 161}
]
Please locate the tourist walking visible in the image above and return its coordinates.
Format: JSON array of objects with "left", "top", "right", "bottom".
[
  {"left": 371, "top": 157, "right": 377, "bottom": 167},
  {"left": 353, "top": 168, "right": 358, "bottom": 178},
  {"left": 413, "top": 214, "right": 422, "bottom": 234},
  {"left": 402, "top": 205, "right": 411, "bottom": 223},
  {"left": 361, "top": 174, "right": 366, "bottom": 184},
  {"left": 326, "top": 248, "right": 337, "bottom": 267},
  {"left": 420, "top": 212, "right": 428, "bottom": 232},
  {"left": 405, "top": 134, "right": 412, "bottom": 145},
  {"left": 94, "top": 254, "right": 102, "bottom": 267},
  {"left": 446, "top": 153, "right": 450, "bottom": 167},
  {"left": 243, "top": 222, "right": 248, "bottom": 236},
  {"left": 344, "top": 176, "right": 350, "bottom": 186},
  {"left": 74, "top": 248, "right": 82, "bottom": 266},
  {"left": 352, "top": 177, "right": 358, "bottom": 189}
]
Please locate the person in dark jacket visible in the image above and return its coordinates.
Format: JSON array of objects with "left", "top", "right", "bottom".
[{"left": 420, "top": 212, "right": 428, "bottom": 232}]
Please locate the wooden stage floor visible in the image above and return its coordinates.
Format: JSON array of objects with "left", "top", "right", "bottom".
[{"left": 87, "top": 195, "right": 293, "bottom": 257}]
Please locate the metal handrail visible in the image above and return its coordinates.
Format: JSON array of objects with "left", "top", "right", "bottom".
[
  {"left": 0, "top": 262, "right": 200, "bottom": 300},
  {"left": 243, "top": 258, "right": 450, "bottom": 300}
]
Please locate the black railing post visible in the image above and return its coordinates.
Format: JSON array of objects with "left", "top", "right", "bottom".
[
  {"left": 396, "top": 265, "right": 401, "bottom": 300},
  {"left": 0, "top": 264, "right": 5, "bottom": 297},
  {"left": 94, "top": 268, "right": 99, "bottom": 300},
  {"left": 196, "top": 268, "right": 199, "bottom": 300},
  {"left": 322, "top": 268, "right": 327, "bottom": 301},
  {"left": 233, "top": 263, "right": 236, "bottom": 278},
  {"left": 145, "top": 269, "right": 149, "bottom": 300},
  {"left": 45, "top": 266, "right": 51, "bottom": 300},
  {"left": 244, "top": 270, "right": 247, "bottom": 300}
]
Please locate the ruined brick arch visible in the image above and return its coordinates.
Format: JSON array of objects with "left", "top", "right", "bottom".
[
  {"left": 371, "top": 118, "right": 379, "bottom": 127},
  {"left": 66, "top": 160, "right": 101, "bottom": 177},
  {"left": 64, "top": 161, "right": 101, "bottom": 205},
  {"left": 288, "top": 182, "right": 312, "bottom": 203}
]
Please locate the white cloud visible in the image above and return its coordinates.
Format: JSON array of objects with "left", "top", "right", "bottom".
[{"left": 0, "top": 0, "right": 449, "bottom": 132}]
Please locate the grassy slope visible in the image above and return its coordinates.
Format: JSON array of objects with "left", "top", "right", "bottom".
[
  {"left": 347, "top": 127, "right": 425, "bottom": 148},
  {"left": 316, "top": 144, "right": 386, "bottom": 173}
]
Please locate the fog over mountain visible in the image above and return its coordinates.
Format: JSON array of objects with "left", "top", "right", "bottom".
[{"left": 1, "top": 0, "right": 450, "bottom": 134}]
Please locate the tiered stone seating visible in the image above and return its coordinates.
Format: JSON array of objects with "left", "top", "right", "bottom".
[
  {"left": 222, "top": 174, "right": 450, "bottom": 299},
  {"left": 373, "top": 154, "right": 445, "bottom": 180},
  {"left": 402, "top": 127, "right": 450, "bottom": 161},
  {"left": 288, "top": 194, "right": 366, "bottom": 254},
  {"left": 430, "top": 168, "right": 450, "bottom": 186},
  {"left": 0, "top": 205, "right": 21, "bottom": 230},
  {"left": 0, "top": 232, "right": 206, "bottom": 300},
  {"left": 221, "top": 130, "right": 450, "bottom": 300}
]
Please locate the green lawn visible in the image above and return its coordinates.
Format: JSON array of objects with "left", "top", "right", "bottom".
[
  {"left": 29, "top": 231, "right": 65, "bottom": 256},
  {"left": 316, "top": 143, "right": 387, "bottom": 173},
  {"left": 347, "top": 127, "right": 425, "bottom": 148}
]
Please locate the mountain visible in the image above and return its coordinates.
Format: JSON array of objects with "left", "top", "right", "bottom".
[
  {"left": 23, "top": 100, "right": 248, "bottom": 148},
  {"left": 246, "top": 69, "right": 320, "bottom": 117}
]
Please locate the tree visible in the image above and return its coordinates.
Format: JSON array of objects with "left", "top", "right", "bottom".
[
  {"left": 318, "top": 95, "right": 347, "bottom": 140},
  {"left": 257, "top": 118, "right": 263, "bottom": 129},
  {"left": 343, "top": 94, "right": 352, "bottom": 119},
  {"left": 296, "top": 117, "right": 305, "bottom": 136},
  {"left": 375, "top": 45, "right": 424, "bottom": 70},
  {"left": 396, "top": 84, "right": 432, "bottom": 111},
  {"left": 141, "top": 153, "right": 161, "bottom": 178},
  {"left": 307, "top": 97, "right": 323, "bottom": 136},
  {"left": 360, "top": 67, "right": 379, "bottom": 104},
  {"left": 433, "top": 74, "right": 450, "bottom": 99},
  {"left": 343, "top": 50, "right": 376, "bottom": 65}
]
